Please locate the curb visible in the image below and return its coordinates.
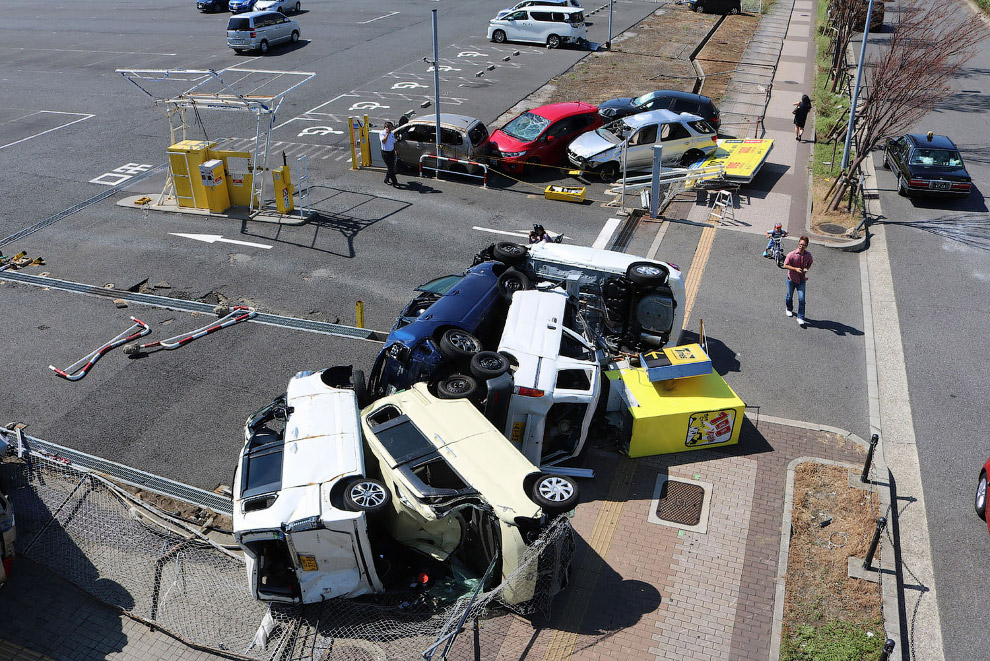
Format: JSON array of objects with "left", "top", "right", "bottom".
[{"left": 116, "top": 194, "right": 311, "bottom": 226}]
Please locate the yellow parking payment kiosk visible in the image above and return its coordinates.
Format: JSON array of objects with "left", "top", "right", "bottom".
[
  {"left": 167, "top": 140, "right": 215, "bottom": 208},
  {"left": 607, "top": 367, "right": 744, "bottom": 457},
  {"left": 199, "top": 159, "right": 230, "bottom": 213},
  {"left": 640, "top": 343, "right": 712, "bottom": 382},
  {"left": 272, "top": 165, "right": 294, "bottom": 214}
]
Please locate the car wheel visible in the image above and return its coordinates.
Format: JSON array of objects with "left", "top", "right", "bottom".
[
  {"left": 259, "top": 40, "right": 269, "bottom": 54},
  {"left": 343, "top": 477, "right": 391, "bottom": 515},
  {"left": 680, "top": 149, "right": 704, "bottom": 167},
  {"left": 291, "top": 30, "right": 299, "bottom": 43},
  {"left": 729, "top": 6, "right": 740, "bottom": 14},
  {"left": 977, "top": 470, "right": 988, "bottom": 521},
  {"left": 439, "top": 329, "right": 482, "bottom": 361},
  {"left": 547, "top": 34, "right": 561, "bottom": 49},
  {"left": 883, "top": 148, "right": 892, "bottom": 170},
  {"left": 293, "top": 1, "right": 300, "bottom": 11},
  {"left": 498, "top": 268, "right": 531, "bottom": 300},
  {"left": 524, "top": 156, "right": 542, "bottom": 176},
  {"left": 437, "top": 373, "right": 479, "bottom": 399},
  {"left": 598, "top": 162, "right": 620, "bottom": 183},
  {"left": 492, "top": 29, "right": 507, "bottom": 44},
  {"left": 626, "top": 261, "right": 669, "bottom": 286},
  {"left": 897, "top": 175, "right": 908, "bottom": 197},
  {"left": 352, "top": 369, "right": 369, "bottom": 409},
  {"left": 470, "top": 351, "right": 510, "bottom": 380},
  {"left": 530, "top": 474, "right": 580, "bottom": 514},
  {"left": 695, "top": 3, "right": 706, "bottom": 12},
  {"left": 493, "top": 241, "right": 528, "bottom": 265}
]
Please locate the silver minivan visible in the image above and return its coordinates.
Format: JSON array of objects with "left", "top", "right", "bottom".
[
  {"left": 227, "top": 11, "right": 300, "bottom": 54},
  {"left": 488, "top": 7, "right": 587, "bottom": 48}
]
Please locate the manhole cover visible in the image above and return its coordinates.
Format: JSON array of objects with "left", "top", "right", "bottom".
[
  {"left": 818, "top": 223, "right": 847, "bottom": 235},
  {"left": 655, "top": 480, "right": 705, "bottom": 526}
]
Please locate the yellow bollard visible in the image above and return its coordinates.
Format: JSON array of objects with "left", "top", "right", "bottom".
[{"left": 356, "top": 300, "right": 365, "bottom": 328}]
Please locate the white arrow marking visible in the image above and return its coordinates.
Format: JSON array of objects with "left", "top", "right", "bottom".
[{"left": 170, "top": 233, "right": 272, "bottom": 249}]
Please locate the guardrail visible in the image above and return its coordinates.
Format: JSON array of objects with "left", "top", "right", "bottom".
[{"left": 418, "top": 154, "right": 489, "bottom": 187}]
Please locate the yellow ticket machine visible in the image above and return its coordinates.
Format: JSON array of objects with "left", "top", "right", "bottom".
[
  {"left": 199, "top": 159, "right": 230, "bottom": 213},
  {"left": 167, "top": 140, "right": 215, "bottom": 208},
  {"left": 272, "top": 165, "right": 294, "bottom": 214}
]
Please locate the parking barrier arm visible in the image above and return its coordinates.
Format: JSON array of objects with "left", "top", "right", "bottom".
[
  {"left": 139, "top": 306, "right": 256, "bottom": 351},
  {"left": 49, "top": 316, "right": 151, "bottom": 381}
]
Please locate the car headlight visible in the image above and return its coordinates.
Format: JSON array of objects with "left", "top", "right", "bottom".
[{"left": 501, "top": 150, "right": 527, "bottom": 158}]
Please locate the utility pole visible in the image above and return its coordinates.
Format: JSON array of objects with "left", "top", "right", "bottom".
[
  {"left": 431, "top": 9, "right": 442, "bottom": 161},
  {"left": 841, "top": 0, "right": 875, "bottom": 172},
  {"left": 606, "top": 0, "right": 614, "bottom": 50}
]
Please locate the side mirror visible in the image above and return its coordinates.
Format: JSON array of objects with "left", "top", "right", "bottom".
[{"left": 545, "top": 134, "right": 556, "bottom": 142}]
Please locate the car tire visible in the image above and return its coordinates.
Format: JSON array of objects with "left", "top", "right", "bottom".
[
  {"left": 291, "top": 30, "right": 299, "bottom": 43},
  {"left": 498, "top": 268, "right": 531, "bottom": 300},
  {"left": 492, "top": 29, "right": 507, "bottom": 44},
  {"left": 352, "top": 369, "right": 369, "bottom": 409},
  {"left": 470, "top": 351, "right": 510, "bottom": 380},
  {"left": 439, "top": 329, "right": 482, "bottom": 361},
  {"left": 493, "top": 241, "right": 528, "bottom": 265},
  {"left": 530, "top": 474, "right": 579, "bottom": 514},
  {"left": 977, "top": 470, "right": 988, "bottom": 521},
  {"left": 626, "top": 261, "right": 668, "bottom": 286},
  {"left": 524, "top": 156, "right": 542, "bottom": 176},
  {"left": 343, "top": 477, "right": 391, "bottom": 515},
  {"left": 695, "top": 3, "right": 706, "bottom": 12},
  {"left": 293, "top": 1, "right": 300, "bottom": 11},
  {"left": 897, "top": 175, "right": 908, "bottom": 197},
  {"left": 598, "top": 162, "right": 620, "bottom": 183},
  {"left": 680, "top": 149, "right": 704, "bottom": 167},
  {"left": 883, "top": 148, "right": 892, "bottom": 170},
  {"left": 729, "top": 7, "right": 740, "bottom": 14},
  {"left": 437, "top": 373, "right": 479, "bottom": 399},
  {"left": 547, "top": 34, "right": 561, "bottom": 49},
  {"left": 259, "top": 40, "right": 269, "bottom": 54}
]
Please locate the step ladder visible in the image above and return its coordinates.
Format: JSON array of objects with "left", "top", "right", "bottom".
[{"left": 707, "top": 189, "right": 735, "bottom": 224}]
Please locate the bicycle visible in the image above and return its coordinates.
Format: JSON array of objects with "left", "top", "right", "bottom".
[{"left": 766, "top": 236, "right": 786, "bottom": 268}]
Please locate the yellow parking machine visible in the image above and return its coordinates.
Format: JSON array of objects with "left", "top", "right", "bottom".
[
  {"left": 272, "top": 165, "right": 294, "bottom": 214},
  {"left": 167, "top": 140, "right": 216, "bottom": 208},
  {"left": 606, "top": 366, "right": 744, "bottom": 457},
  {"left": 199, "top": 159, "right": 230, "bottom": 213}
]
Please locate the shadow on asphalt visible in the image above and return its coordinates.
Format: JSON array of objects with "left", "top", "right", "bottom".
[{"left": 803, "top": 317, "right": 865, "bottom": 337}]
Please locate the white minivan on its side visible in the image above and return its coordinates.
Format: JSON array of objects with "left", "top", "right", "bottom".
[
  {"left": 494, "top": 287, "right": 601, "bottom": 468},
  {"left": 227, "top": 11, "right": 300, "bottom": 54},
  {"left": 488, "top": 7, "right": 587, "bottom": 49}
]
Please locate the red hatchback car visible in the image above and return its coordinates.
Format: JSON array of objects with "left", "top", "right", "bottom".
[
  {"left": 489, "top": 102, "right": 603, "bottom": 174},
  {"left": 976, "top": 456, "right": 990, "bottom": 534}
]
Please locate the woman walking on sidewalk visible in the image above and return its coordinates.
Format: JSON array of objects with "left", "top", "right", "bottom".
[{"left": 793, "top": 94, "right": 812, "bottom": 141}]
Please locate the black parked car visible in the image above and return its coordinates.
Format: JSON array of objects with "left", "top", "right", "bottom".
[
  {"left": 883, "top": 132, "right": 972, "bottom": 198},
  {"left": 197, "top": 0, "right": 227, "bottom": 11},
  {"left": 598, "top": 90, "right": 721, "bottom": 131},
  {"left": 687, "top": 0, "right": 741, "bottom": 15}
]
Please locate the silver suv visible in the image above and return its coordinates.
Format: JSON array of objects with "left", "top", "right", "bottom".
[
  {"left": 227, "top": 11, "right": 300, "bottom": 54},
  {"left": 392, "top": 114, "right": 491, "bottom": 175}
]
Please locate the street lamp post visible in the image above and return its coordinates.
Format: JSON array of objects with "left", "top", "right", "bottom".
[{"left": 606, "top": 0, "right": 614, "bottom": 50}]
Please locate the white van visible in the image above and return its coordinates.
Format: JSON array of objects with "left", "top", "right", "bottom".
[
  {"left": 232, "top": 367, "right": 389, "bottom": 604},
  {"left": 495, "top": 287, "right": 601, "bottom": 467},
  {"left": 227, "top": 11, "right": 300, "bottom": 54},
  {"left": 488, "top": 6, "right": 587, "bottom": 49}
]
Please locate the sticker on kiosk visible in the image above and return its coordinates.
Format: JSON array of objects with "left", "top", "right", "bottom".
[{"left": 685, "top": 409, "right": 735, "bottom": 447}]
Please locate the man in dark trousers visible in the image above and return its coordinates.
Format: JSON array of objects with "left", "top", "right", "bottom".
[
  {"left": 379, "top": 121, "right": 399, "bottom": 186},
  {"left": 783, "top": 236, "right": 813, "bottom": 328}
]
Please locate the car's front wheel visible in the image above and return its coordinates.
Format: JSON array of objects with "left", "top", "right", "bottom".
[
  {"left": 470, "top": 351, "right": 510, "bottom": 380},
  {"left": 695, "top": 3, "right": 706, "bottom": 12},
  {"left": 897, "top": 175, "right": 908, "bottom": 197},
  {"left": 492, "top": 29, "right": 507, "bottom": 44},
  {"left": 598, "top": 162, "right": 620, "bottom": 183},
  {"left": 547, "top": 34, "right": 561, "bottom": 49},
  {"left": 293, "top": 1, "right": 300, "bottom": 11},
  {"left": 493, "top": 241, "right": 528, "bottom": 265},
  {"left": 344, "top": 477, "right": 391, "bottom": 515},
  {"left": 976, "top": 470, "right": 988, "bottom": 521},
  {"left": 497, "top": 268, "right": 531, "bottom": 300},
  {"left": 729, "top": 6, "right": 740, "bottom": 14},
  {"left": 439, "top": 329, "right": 482, "bottom": 361},
  {"left": 530, "top": 474, "right": 580, "bottom": 514},
  {"left": 626, "top": 261, "right": 668, "bottom": 286},
  {"left": 883, "top": 148, "right": 892, "bottom": 169},
  {"left": 291, "top": 30, "right": 299, "bottom": 43},
  {"left": 436, "top": 373, "right": 479, "bottom": 399}
]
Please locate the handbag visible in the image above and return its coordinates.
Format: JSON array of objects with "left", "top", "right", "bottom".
[{"left": 792, "top": 107, "right": 798, "bottom": 115}]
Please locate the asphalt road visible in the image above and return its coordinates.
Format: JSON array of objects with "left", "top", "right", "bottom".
[{"left": 864, "top": 1, "right": 990, "bottom": 657}]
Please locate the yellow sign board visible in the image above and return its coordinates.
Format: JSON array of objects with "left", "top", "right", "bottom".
[
  {"left": 701, "top": 139, "right": 774, "bottom": 182},
  {"left": 298, "top": 554, "right": 318, "bottom": 572}
]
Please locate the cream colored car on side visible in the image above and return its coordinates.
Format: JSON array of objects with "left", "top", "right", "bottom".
[{"left": 360, "top": 383, "right": 578, "bottom": 606}]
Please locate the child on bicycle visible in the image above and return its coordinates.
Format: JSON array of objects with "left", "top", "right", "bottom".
[{"left": 764, "top": 223, "right": 787, "bottom": 257}]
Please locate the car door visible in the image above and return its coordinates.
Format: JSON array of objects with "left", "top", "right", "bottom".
[
  {"left": 625, "top": 123, "right": 659, "bottom": 169},
  {"left": 887, "top": 136, "right": 908, "bottom": 176},
  {"left": 540, "top": 115, "right": 590, "bottom": 163},
  {"left": 501, "top": 10, "right": 530, "bottom": 41},
  {"left": 274, "top": 14, "right": 292, "bottom": 43},
  {"left": 393, "top": 124, "right": 434, "bottom": 167},
  {"left": 659, "top": 121, "right": 692, "bottom": 164}
]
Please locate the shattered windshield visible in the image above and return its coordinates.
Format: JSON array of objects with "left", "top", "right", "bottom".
[
  {"left": 596, "top": 120, "right": 629, "bottom": 143},
  {"left": 501, "top": 112, "right": 551, "bottom": 142}
]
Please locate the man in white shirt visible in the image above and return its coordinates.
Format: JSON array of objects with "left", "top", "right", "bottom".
[{"left": 379, "top": 121, "right": 399, "bottom": 186}]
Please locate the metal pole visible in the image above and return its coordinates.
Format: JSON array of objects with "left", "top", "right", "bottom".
[
  {"left": 863, "top": 515, "right": 886, "bottom": 570},
  {"left": 861, "top": 433, "right": 879, "bottom": 483},
  {"left": 606, "top": 0, "right": 614, "bottom": 50},
  {"left": 649, "top": 145, "right": 663, "bottom": 218},
  {"left": 879, "top": 639, "right": 896, "bottom": 661},
  {"left": 840, "top": 0, "right": 875, "bottom": 171},
  {"left": 620, "top": 136, "right": 629, "bottom": 210},
  {"left": 432, "top": 9, "right": 442, "bottom": 163}
]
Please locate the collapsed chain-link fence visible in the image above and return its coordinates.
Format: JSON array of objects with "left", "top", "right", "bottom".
[{"left": 1, "top": 440, "right": 574, "bottom": 660}]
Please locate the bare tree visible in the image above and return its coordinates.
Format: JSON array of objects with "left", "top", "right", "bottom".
[
  {"left": 825, "top": 0, "right": 876, "bottom": 93},
  {"left": 826, "top": 0, "right": 986, "bottom": 210}
]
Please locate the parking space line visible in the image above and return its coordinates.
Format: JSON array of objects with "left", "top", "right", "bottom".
[
  {"left": 357, "top": 11, "right": 399, "bottom": 24},
  {"left": 591, "top": 218, "right": 622, "bottom": 249},
  {"left": 0, "top": 111, "right": 95, "bottom": 151},
  {"left": 8, "top": 47, "right": 177, "bottom": 56}
]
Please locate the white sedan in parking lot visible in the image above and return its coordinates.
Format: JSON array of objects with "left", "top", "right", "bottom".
[{"left": 254, "top": 0, "right": 301, "bottom": 13}]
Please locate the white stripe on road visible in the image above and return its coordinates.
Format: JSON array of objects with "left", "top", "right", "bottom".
[
  {"left": 592, "top": 218, "right": 621, "bottom": 249},
  {"left": 0, "top": 111, "right": 95, "bottom": 151}
]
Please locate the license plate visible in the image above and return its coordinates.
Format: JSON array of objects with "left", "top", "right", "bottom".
[
  {"left": 231, "top": 39, "right": 244, "bottom": 44},
  {"left": 932, "top": 181, "right": 951, "bottom": 190},
  {"left": 298, "top": 554, "right": 318, "bottom": 571},
  {"left": 510, "top": 422, "right": 526, "bottom": 445}
]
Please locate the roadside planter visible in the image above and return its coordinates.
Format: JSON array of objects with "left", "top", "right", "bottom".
[{"left": 605, "top": 358, "right": 744, "bottom": 457}]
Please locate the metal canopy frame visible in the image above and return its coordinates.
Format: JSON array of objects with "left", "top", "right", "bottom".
[{"left": 116, "top": 67, "right": 314, "bottom": 212}]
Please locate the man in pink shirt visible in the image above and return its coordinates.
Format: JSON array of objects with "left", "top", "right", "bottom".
[{"left": 783, "top": 236, "right": 812, "bottom": 328}]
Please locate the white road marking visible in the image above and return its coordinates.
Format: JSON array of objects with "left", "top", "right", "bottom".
[
  {"left": 170, "top": 233, "right": 272, "bottom": 249},
  {"left": 472, "top": 226, "right": 529, "bottom": 239},
  {"left": 358, "top": 11, "right": 399, "bottom": 24},
  {"left": 9, "top": 47, "right": 177, "bottom": 56},
  {"left": 592, "top": 218, "right": 622, "bottom": 249},
  {"left": 0, "top": 111, "right": 95, "bottom": 151}
]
